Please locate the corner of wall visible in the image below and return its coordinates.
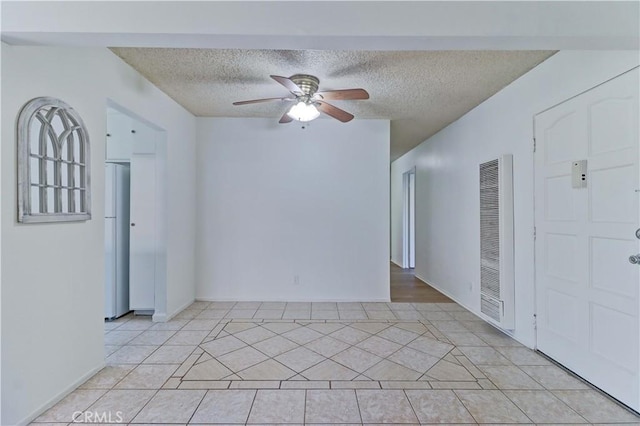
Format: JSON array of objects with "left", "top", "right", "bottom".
[
  {"left": 163, "top": 298, "right": 194, "bottom": 322},
  {"left": 0, "top": 34, "right": 4, "bottom": 426},
  {"left": 1, "top": 44, "right": 200, "bottom": 424}
]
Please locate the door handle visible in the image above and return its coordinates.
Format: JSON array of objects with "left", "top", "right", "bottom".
[
  {"left": 629, "top": 254, "right": 640, "bottom": 264},
  {"left": 131, "top": 223, "right": 136, "bottom": 227}
]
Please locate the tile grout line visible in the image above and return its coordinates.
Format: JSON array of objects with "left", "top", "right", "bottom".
[
  {"left": 218, "top": 320, "right": 458, "bottom": 384},
  {"left": 500, "top": 387, "right": 589, "bottom": 424},
  {"left": 244, "top": 388, "right": 259, "bottom": 424},
  {"left": 451, "top": 388, "right": 481, "bottom": 425},
  {"left": 122, "top": 320, "right": 495, "bottom": 388},
  {"left": 93, "top": 304, "right": 640, "bottom": 424},
  {"left": 185, "top": 388, "right": 209, "bottom": 425},
  {"left": 499, "top": 387, "right": 535, "bottom": 424},
  {"left": 450, "top": 385, "right": 480, "bottom": 424},
  {"left": 125, "top": 387, "right": 162, "bottom": 423},
  {"left": 106, "top": 364, "right": 137, "bottom": 391},
  {"left": 303, "top": 388, "right": 308, "bottom": 424},
  {"left": 402, "top": 388, "right": 421, "bottom": 424},
  {"left": 350, "top": 388, "right": 364, "bottom": 425}
]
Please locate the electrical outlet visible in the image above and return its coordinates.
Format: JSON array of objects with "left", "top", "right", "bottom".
[{"left": 293, "top": 275, "right": 300, "bottom": 286}]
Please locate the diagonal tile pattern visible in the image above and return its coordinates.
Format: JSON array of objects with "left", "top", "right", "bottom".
[{"left": 33, "top": 301, "right": 640, "bottom": 425}]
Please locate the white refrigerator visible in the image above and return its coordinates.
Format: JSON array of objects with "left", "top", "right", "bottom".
[{"left": 105, "top": 163, "right": 131, "bottom": 319}]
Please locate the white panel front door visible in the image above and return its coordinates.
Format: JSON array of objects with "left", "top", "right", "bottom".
[
  {"left": 535, "top": 68, "right": 639, "bottom": 411},
  {"left": 129, "top": 153, "right": 157, "bottom": 311}
]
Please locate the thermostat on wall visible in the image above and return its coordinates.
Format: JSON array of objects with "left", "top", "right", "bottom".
[{"left": 572, "top": 160, "right": 587, "bottom": 189}]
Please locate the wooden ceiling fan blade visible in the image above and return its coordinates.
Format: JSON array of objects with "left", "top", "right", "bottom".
[
  {"left": 271, "top": 75, "right": 304, "bottom": 94},
  {"left": 279, "top": 111, "right": 293, "bottom": 124},
  {"left": 233, "top": 97, "right": 293, "bottom": 106},
  {"left": 315, "top": 88, "right": 369, "bottom": 101},
  {"left": 316, "top": 101, "right": 354, "bottom": 123}
]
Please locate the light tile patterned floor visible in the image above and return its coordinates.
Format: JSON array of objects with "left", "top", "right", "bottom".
[{"left": 32, "top": 302, "right": 640, "bottom": 425}]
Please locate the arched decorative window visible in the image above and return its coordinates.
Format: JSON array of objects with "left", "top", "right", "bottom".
[{"left": 17, "top": 97, "right": 91, "bottom": 223}]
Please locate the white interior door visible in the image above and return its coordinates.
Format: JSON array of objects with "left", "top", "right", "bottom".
[
  {"left": 129, "top": 153, "right": 157, "bottom": 311},
  {"left": 535, "top": 68, "right": 639, "bottom": 411}
]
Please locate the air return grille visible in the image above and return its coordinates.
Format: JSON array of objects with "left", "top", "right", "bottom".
[{"left": 479, "top": 155, "right": 515, "bottom": 329}]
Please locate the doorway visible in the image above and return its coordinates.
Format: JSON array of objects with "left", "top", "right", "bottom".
[
  {"left": 104, "top": 103, "right": 168, "bottom": 321},
  {"left": 534, "top": 68, "right": 639, "bottom": 411},
  {"left": 392, "top": 168, "right": 451, "bottom": 303},
  {"left": 104, "top": 107, "right": 132, "bottom": 320},
  {"left": 402, "top": 168, "right": 416, "bottom": 269}
]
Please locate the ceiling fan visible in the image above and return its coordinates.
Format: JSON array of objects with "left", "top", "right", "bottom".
[{"left": 233, "top": 74, "right": 369, "bottom": 123}]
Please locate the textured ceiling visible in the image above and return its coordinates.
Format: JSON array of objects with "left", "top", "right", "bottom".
[{"left": 110, "top": 48, "right": 555, "bottom": 160}]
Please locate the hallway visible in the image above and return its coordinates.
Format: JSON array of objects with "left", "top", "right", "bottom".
[{"left": 391, "top": 263, "right": 453, "bottom": 303}]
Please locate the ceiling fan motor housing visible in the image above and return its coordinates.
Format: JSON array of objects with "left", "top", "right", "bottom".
[{"left": 290, "top": 74, "right": 320, "bottom": 97}]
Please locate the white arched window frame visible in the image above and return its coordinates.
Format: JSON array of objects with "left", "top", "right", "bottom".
[{"left": 17, "top": 97, "right": 91, "bottom": 223}]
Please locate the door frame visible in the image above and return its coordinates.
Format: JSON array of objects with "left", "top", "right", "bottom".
[
  {"left": 105, "top": 99, "right": 168, "bottom": 322},
  {"left": 533, "top": 67, "right": 640, "bottom": 350},
  {"left": 532, "top": 67, "right": 640, "bottom": 411},
  {"left": 402, "top": 167, "right": 416, "bottom": 269}
]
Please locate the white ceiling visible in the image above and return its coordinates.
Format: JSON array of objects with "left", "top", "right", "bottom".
[
  {"left": 110, "top": 48, "right": 554, "bottom": 159},
  {"left": 3, "top": 1, "right": 637, "bottom": 159}
]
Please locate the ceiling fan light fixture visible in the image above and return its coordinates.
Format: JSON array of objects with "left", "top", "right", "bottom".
[{"left": 287, "top": 101, "right": 320, "bottom": 122}]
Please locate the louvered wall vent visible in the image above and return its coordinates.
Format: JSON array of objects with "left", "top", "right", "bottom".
[{"left": 479, "top": 155, "right": 515, "bottom": 329}]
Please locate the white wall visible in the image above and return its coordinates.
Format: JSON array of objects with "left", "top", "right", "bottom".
[
  {"left": 0, "top": 41, "right": 4, "bottom": 426},
  {"left": 3, "top": 1, "right": 638, "bottom": 50},
  {"left": 391, "top": 51, "right": 640, "bottom": 348},
  {"left": 196, "top": 118, "right": 390, "bottom": 302},
  {"left": 1, "top": 45, "right": 197, "bottom": 425}
]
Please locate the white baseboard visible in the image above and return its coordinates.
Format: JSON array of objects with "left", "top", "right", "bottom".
[
  {"left": 413, "top": 273, "right": 526, "bottom": 347},
  {"left": 194, "top": 297, "right": 391, "bottom": 303},
  {"left": 17, "top": 362, "right": 105, "bottom": 426},
  {"left": 152, "top": 312, "right": 167, "bottom": 322},
  {"left": 162, "top": 298, "right": 195, "bottom": 321}
]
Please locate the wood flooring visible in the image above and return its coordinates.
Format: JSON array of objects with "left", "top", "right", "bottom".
[{"left": 390, "top": 262, "right": 453, "bottom": 303}]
